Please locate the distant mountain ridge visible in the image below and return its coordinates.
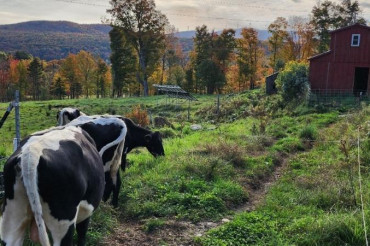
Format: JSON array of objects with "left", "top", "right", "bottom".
[
  {"left": 0, "top": 21, "right": 111, "bottom": 34},
  {"left": 0, "top": 21, "right": 269, "bottom": 61}
]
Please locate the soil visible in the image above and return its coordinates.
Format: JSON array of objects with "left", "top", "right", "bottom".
[{"left": 102, "top": 158, "right": 290, "bottom": 246}]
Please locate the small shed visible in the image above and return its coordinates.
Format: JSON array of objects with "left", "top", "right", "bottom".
[
  {"left": 265, "top": 72, "right": 279, "bottom": 95},
  {"left": 309, "top": 24, "right": 370, "bottom": 96}
]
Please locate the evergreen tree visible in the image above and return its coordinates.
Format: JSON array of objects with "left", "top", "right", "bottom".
[
  {"left": 109, "top": 27, "right": 137, "bottom": 97},
  {"left": 28, "top": 57, "right": 43, "bottom": 100}
]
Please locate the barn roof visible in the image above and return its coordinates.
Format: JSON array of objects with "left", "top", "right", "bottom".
[
  {"left": 308, "top": 50, "right": 332, "bottom": 60},
  {"left": 153, "top": 84, "right": 198, "bottom": 101},
  {"left": 330, "top": 23, "right": 370, "bottom": 34}
]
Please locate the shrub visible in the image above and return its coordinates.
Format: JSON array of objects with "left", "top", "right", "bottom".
[
  {"left": 275, "top": 61, "right": 310, "bottom": 103},
  {"left": 126, "top": 105, "right": 150, "bottom": 127},
  {"left": 299, "top": 125, "right": 318, "bottom": 141}
]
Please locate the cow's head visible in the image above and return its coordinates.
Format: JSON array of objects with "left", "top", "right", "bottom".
[
  {"left": 144, "top": 131, "right": 165, "bottom": 157},
  {"left": 57, "top": 108, "right": 85, "bottom": 126}
]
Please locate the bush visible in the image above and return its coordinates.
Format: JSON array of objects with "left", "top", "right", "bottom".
[
  {"left": 276, "top": 61, "right": 310, "bottom": 103},
  {"left": 299, "top": 125, "right": 318, "bottom": 141},
  {"left": 126, "top": 105, "right": 150, "bottom": 127}
]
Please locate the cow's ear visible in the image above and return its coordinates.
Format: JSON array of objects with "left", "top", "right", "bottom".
[
  {"left": 144, "top": 134, "right": 152, "bottom": 143},
  {"left": 76, "top": 109, "right": 81, "bottom": 116}
]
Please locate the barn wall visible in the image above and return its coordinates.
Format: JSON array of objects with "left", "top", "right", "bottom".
[
  {"left": 310, "top": 24, "right": 370, "bottom": 94},
  {"left": 331, "top": 26, "right": 370, "bottom": 63}
]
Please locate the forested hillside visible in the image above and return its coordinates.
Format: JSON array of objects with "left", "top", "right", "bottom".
[
  {"left": 0, "top": 21, "right": 111, "bottom": 61},
  {"left": 0, "top": 21, "right": 197, "bottom": 61}
]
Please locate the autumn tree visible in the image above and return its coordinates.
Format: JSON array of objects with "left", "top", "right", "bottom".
[
  {"left": 108, "top": 0, "right": 169, "bottom": 96},
  {"left": 28, "top": 57, "right": 44, "bottom": 100},
  {"left": 283, "top": 17, "right": 317, "bottom": 62},
  {"left": 237, "top": 28, "right": 262, "bottom": 90},
  {"left": 268, "top": 17, "right": 289, "bottom": 72},
  {"left": 109, "top": 26, "right": 137, "bottom": 97},
  {"left": 96, "top": 59, "right": 111, "bottom": 98},
  {"left": 0, "top": 53, "right": 9, "bottom": 101},
  {"left": 76, "top": 50, "right": 97, "bottom": 98},
  {"left": 60, "top": 54, "right": 82, "bottom": 99},
  {"left": 16, "top": 60, "right": 30, "bottom": 100}
]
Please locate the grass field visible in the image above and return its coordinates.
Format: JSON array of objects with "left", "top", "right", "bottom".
[{"left": 0, "top": 90, "right": 369, "bottom": 245}]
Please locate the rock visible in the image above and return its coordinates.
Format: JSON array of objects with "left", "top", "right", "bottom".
[
  {"left": 190, "top": 124, "right": 202, "bottom": 131},
  {"left": 221, "top": 218, "right": 230, "bottom": 223}
]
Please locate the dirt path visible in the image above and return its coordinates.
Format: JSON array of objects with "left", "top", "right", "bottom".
[{"left": 102, "top": 158, "right": 290, "bottom": 246}]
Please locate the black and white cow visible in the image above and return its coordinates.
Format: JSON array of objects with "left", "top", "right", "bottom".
[
  {"left": 57, "top": 108, "right": 165, "bottom": 207},
  {"left": 66, "top": 117, "right": 128, "bottom": 207},
  {"left": 57, "top": 108, "right": 86, "bottom": 126},
  {"left": 1, "top": 117, "right": 127, "bottom": 245},
  {"left": 1, "top": 126, "right": 105, "bottom": 246}
]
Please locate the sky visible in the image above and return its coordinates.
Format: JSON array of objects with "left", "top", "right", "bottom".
[{"left": 0, "top": 0, "right": 369, "bottom": 31}]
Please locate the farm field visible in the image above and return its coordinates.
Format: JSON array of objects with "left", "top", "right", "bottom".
[{"left": 0, "top": 90, "right": 369, "bottom": 245}]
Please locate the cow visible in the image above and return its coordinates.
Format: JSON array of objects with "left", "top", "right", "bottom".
[
  {"left": 1, "top": 126, "right": 105, "bottom": 246},
  {"left": 66, "top": 117, "right": 128, "bottom": 207},
  {"left": 1, "top": 117, "right": 127, "bottom": 245},
  {"left": 57, "top": 107, "right": 85, "bottom": 126},
  {"left": 57, "top": 108, "right": 165, "bottom": 207}
]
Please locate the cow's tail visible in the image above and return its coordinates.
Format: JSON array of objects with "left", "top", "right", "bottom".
[
  {"left": 110, "top": 138, "right": 126, "bottom": 185},
  {"left": 21, "top": 144, "right": 51, "bottom": 246},
  {"left": 98, "top": 123, "right": 127, "bottom": 158}
]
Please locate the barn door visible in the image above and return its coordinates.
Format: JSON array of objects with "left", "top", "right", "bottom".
[{"left": 353, "top": 67, "right": 369, "bottom": 96}]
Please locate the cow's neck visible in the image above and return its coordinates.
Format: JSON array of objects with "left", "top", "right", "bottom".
[{"left": 126, "top": 124, "right": 151, "bottom": 153}]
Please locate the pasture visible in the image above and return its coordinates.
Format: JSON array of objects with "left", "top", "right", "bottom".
[{"left": 0, "top": 90, "right": 369, "bottom": 245}]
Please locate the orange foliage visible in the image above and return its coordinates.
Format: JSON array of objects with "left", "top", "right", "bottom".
[{"left": 126, "top": 105, "right": 150, "bottom": 127}]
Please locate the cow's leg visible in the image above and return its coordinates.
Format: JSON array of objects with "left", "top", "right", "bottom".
[
  {"left": 111, "top": 171, "right": 121, "bottom": 207},
  {"left": 59, "top": 224, "right": 74, "bottom": 246},
  {"left": 0, "top": 177, "right": 32, "bottom": 246},
  {"left": 76, "top": 217, "right": 90, "bottom": 246}
]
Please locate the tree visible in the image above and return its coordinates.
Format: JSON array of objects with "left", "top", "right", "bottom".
[
  {"left": 28, "top": 57, "right": 44, "bottom": 100},
  {"left": 268, "top": 17, "right": 289, "bottom": 71},
  {"left": 193, "top": 25, "right": 212, "bottom": 93},
  {"left": 76, "top": 50, "right": 97, "bottom": 98},
  {"left": 311, "top": 0, "right": 365, "bottom": 52},
  {"left": 109, "top": 26, "right": 137, "bottom": 97},
  {"left": 237, "top": 28, "right": 261, "bottom": 90},
  {"left": 14, "top": 51, "right": 32, "bottom": 60},
  {"left": 108, "top": 0, "right": 169, "bottom": 96},
  {"left": 60, "top": 54, "right": 82, "bottom": 99},
  {"left": 338, "top": 0, "right": 366, "bottom": 26},
  {"left": 51, "top": 77, "right": 66, "bottom": 100},
  {"left": 284, "top": 17, "right": 317, "bottom": 62},
  {"left": 275, "top": 61, "right": 310, "bottom": 103}
]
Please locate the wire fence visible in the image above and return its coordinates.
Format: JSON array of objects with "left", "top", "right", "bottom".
[{"left": 309, "top": 89, "right": 369, "bottom": 106}]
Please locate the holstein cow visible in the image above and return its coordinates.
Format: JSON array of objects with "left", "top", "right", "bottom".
[
  {"left": 1, "top": 126, "right": 105, "bottom": 246},
  {"left": 57, "top": 108, "right": 165, "bottom": 207},
  {"left": 1, "top": 117, "right": 127, "bottom": 245},
  {"left": 57, "top": 107, "right": 85, "bottom": 126}
]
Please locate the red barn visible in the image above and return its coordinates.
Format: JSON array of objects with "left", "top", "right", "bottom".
[{"left": 309, "top": 24, "right": 370, "bottom": 96}]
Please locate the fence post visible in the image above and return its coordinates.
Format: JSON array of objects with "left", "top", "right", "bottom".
[{"left": 13, "top": 90, "right": 20, "bottom": 151}]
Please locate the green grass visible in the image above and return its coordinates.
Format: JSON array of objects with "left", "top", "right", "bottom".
[
  {"left": 198, "top": 105, "right": 370, "bottom": 245},
  {"left": 1, "top": 90, "right": 368, "bottom": 245}
]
